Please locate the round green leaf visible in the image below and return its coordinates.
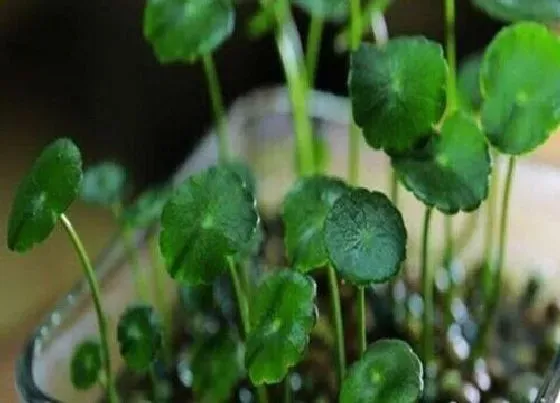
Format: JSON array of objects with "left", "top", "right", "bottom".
[
  {"left": 246, "top": 269, "right": 316, "bottom": 384},
  {"left": 81, "top": 162, "right": 127, "bottom": 207},
  {"left": 191, "top": 332, "right": 243, "bottom": 403},
  {"left": 473, "top": 0, "right": 560, "bottom": 23},
  {"left": 7, "top": 138, "right": 82, "bottom": 252},
  {"left": 349, "top": 37, "right": 447, "bottom": 152},
  {"left": 391, "top": 112, "right": 491, "bottom": 214},
  {"left": 293, "top": 0, "right": 348, "bottom": 20},
  {"left": 70, "top": 340, "right": 102, "bottom": 390},
  {"left": 324, "top": 189, "right": 406, "bottom": 285},
  {"left": 480, "top": 22, "right": 560, "bottom": 155},
  {"left": 340, "top": 339, "right": 423, "bottom": 403},
  {"left": 159, "top": 166, "right": 259, "bottom": 285},
  {"left": 282, "top": 175, "right": 350, "bottom": 271},
  {"left": 117, "top": 304, "right": 163, "bottom": 372},
  {"left": 144, "top": 0, "right": 235, "bottom": 63},
  {"left": 123, "top": 186, "right": 171, "bottom": 228},
  {"left": 458, "top": 53, "right": 483, "bottom": 112}
]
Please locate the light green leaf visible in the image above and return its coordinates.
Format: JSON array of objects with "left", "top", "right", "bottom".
[
  {"left": 246, "top": 269, "right": 316, "bottom": 384},
  {"left": 81, "top": 162, "right": 127, "bottom": 207},
  {"left": 159, "top": 166, "right": 258, "bottom": 285},
  {"left": 480, "top": 22, "right": 560, "bottom": 155},
  {"left": 123, "top": 185, "right": 171, "bottom": 229},
  {"left": 292, "top": 0, "right": 348, "bottom": 20},
  {"left": 324, "top": 189, "right": 407, "bottom": 285},
  {"left": 340, "top": 339, "right": 423, "bottom": 403},
  {"left": 391, "top": 112, "right": 491, "bottom": 214},
  {"left": 349, "top": 37, "right": 447, "bottom": 152},
  {"left": 143, "top": 0, "right": 235, "bottom": 63},
  {"left": 7, "top": 138, "right": 82, "bottom": 252},
  {"left": 282, "top": 175, "right": 350, "bottom": 271},
  {"left": 70, "top": 340, "right": 102, "bottom": 390},
  {"left": 473, "top": 0, "right": 560, "bottom": 23},
  {"left": 117, "top": 304, "right": 163, "bottom": 372},
  {"left": 191, "top": 332, "right": 243, "bottom": 403}
]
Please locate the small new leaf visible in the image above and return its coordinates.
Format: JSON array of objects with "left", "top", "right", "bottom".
[
  {"left": 391, "top": 112, "right": 491, "bottom": 214},
  {"left": 282, "top": 175, "right": 350, "bottom": 271},
  {"left": 340, "top": 339, "right": 423, "bottom": 403},
  {"left": 191, "top": 332, "right": 243, "bottom": 403},
  {"left": 292, "top": 0, "right": 348, "bottom": 20},
  {"left": 117, "top": 304, "right": 163, "bottom": 372},
  {"left": 246, "top": 269, "right": 316, "bottom": 384},
  {"left": 473, "top": 0, "right": 560, "bottom": 23},
  {"left": 144, "top": 0, "right": 235, "bottom": 63},
  {"left": 349, "top": 37, "right": 447, "bottom": 152},
  {"left": 7, "top": 138, "right": 82, "bottom": 252},
  {"left": 70, "top": 340, "right": 102, "bottom": 390},
  {"left": 159, "top": 166, "right": 259, "bottom": 285},
  {"left": 480, "top": 22, "right": 560, "bottom": 155},
  {"left": 324, "top": 189, "right": 407, "bottom": 285},
  {"left": 81, "top": 162, "right": 127, "bottom": 207},
  {"left": 123, "top": 186, "right": 171, "bottom": 229}
]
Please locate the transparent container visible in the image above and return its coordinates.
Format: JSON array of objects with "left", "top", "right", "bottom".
[{"left": 16, "top": 87, "right": 560, "bottom": 402}]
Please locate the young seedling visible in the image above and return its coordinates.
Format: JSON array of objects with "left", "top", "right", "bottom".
[
  {"left": 6, "top": 138, "right": 118, "bottom": 402},
  {"left": 143, "top": 0, "right": 235, "bottom": 162},
  {"left": 245, "top": 269, "right": 316, "bottom": 384},
  {"left": 324, "top": 188, "right": 407, "bottom": 356},
  {"left": 475, "top": 21, "right": 560, "bottom": 356},
  {"left": 339, "top": 339, "right": 423, "bottom": 403}
]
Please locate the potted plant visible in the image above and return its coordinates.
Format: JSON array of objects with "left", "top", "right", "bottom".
[{"left": 11, "top": 0, "right": 560, "bottom": 402}]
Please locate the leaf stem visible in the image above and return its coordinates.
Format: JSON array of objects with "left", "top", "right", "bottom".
[
  {"left": 227, "top": 257, "right": 268, "bottom": 403},
  {"left": 202, "top": 53, "right": 229, "bottom": 163},
  {"left": 305, "top": 15, "right": 324, "bottom": 87},
  {"left": 482, "top": 150, "right": 500, "bottom": 300},
  {"left": 327, "top": 266, "right": 346, "bottom": 383},
  {"left": 390, "top": 168, "right": 399, "bottom": 206},
  {"left": 421, "top": 207, "right": 434, "bottom": 373},
  {"left": 271, "top": 0, "right": 315, "bottom": 176},
  {"left": 60, "top": 214, "right": 118, "bottom": 403},
  {"left": 476, "top": 156, "right": 516, "bottom": 358},
  {"left": 122, "top": 224, "right": 150, "bottom": 301},
  {"left": 284, "top": 373, "right": 292, "bottom": 403},
  {"left": 149, "top": 363, "right": 160, "bottom": 403},
  {"left": 444, "top": 0, "right": 457, "bottom": 111},
  {"left": 348, "top": 0, "right": 362, "bottom": 186},
  {"left": 357, "top": 286, "right": 367, "bottom": 356}
]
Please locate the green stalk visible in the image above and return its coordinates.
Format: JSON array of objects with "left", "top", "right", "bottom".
[
  {"left": 60, "top": 214, "right": 118, "bottom": 403},
  {"left": 150, "top": 235, "right": 173, "bottom": 366},
  {"left": 357, "top": 286, "right": 367, "bottom": 355},
  {"left": 421, "top": 207, "right": 434, "bottom": 372},
  {"left": 122, "top": 224, "right": 150, "bottom": 301},
  {"left": 149, "top": 363, "right": 161, "bottom": 403},
  {"left": 270, "top": 0, "right": 315, "bottom": 176},
  {"left": 390, "top": 168, "right": 399, "bottom": 206},
  {"left": 476, "top": 156, "right": 516, "bottom": 358},
  {"left": 327, "top": 266, "right": 346, "bottom": 383},
  {"left": 348, "top": 0, "right": 362, "bottom": 186},
  {"left": 284, "top": 373, "right": 292, "bottom": 403},
  {"left": 444, "top": 0, "right": 457, "bottom": 111},
  {"left": 482, "top": 150, "right": 500, "bottom": 300},
  {"left": 202, "top": 53, "right": 229, "bottom": 163},
  {"left": 227, "top": 258, "right": 268, "bottom": 403},
  {"left": 305, "top": 15, "right": 324, "bottom": 87}
]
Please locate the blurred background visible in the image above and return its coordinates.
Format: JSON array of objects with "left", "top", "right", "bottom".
[{"left": 0, "top": 0, "right": 553, "bottom": 399}]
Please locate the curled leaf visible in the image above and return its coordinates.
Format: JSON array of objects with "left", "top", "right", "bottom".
[
  {"left": 324, "top": 189, "right": 407, "bottom": 285},
  {"left": 7, "top": 138, "right": 82, "bottom": 252},
  {"left": 246, "top": 269, "right": 316, "bottom": 384},
  {"left": 340, "top": 339, "right": 423, "bottom": 403}
]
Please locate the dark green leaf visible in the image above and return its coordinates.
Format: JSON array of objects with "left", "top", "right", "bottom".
[
  {"left": 391, "top": 112, "right": 491, "bottom": 214},
  {"left": 7, "top": 138, "right": 82, "bottom": 252},
  {"left": 282, "top": 175, "right": 350, "bottom": 271},
  {"left": 81, "top": 162, "right": 127, "bottom": 207},
  {"left": 340, "top": 339, "right": 423, "bottom": 403},
  {"left": 159, "top": 166, "right": 259, "bottom": 285},
  {"left": 144, "top": 0, "right": 235, "bottom": 63},
  {"left": 246, "top": 269, "right": 316, "bottom": 384},
  {"left": 117, "top": 304, "right": 163, "bottom": 372},
  {"left": 349, "top": 37, "right": 447, "bottom": 152},
  {"left": 458, "top": 53, "right": 483, "bottom": 112},
  {"left": 293, "top": 0, "right": 348, "bottom": 20},
  {"left": 480, "top": 22, "right": 560, "bottom": 155},
  {"left": 473, "top": 0, "right": 560, "bottom": 23},
  {"left": 191, "top": 332, "right": 243, "bottom": 403},
  {"left": 70, "top": 340, "right": 102, "bottom": 390},
  {"left": 123, "top": 185, "right": 171, "bottom": 228},
  {"left": 324, "top": 189, "right": 406, "bottom": 285}
]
